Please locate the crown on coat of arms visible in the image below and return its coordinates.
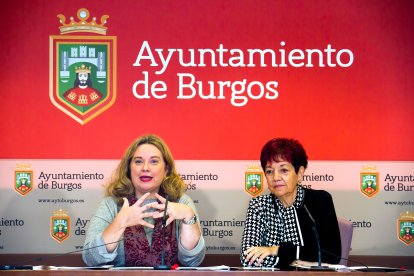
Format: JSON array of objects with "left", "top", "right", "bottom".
[
  {"left": 246, "top": 164, "right": 262, "bottom": 171},
  {"left": 362, "top": 165, "right": 377, "bottom": 171},
  {"left": 16, "top": 162, "right": 31, "bottom": 170},
  {"left": 53, "top": 209, "right": 69, "bottom": 217},
  {"left": 400, "top": 211, "right": 414, "bottom": 220},
  {"left": 57, "top": 8, "right": 109, "bottom": 35},
  {"left": 75, "top": 64, "right": 91, "bottom": 74}
]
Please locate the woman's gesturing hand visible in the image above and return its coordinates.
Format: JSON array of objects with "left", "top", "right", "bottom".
[
  {"left": 117, "top": 192, "right": 157, "bottom": 229},
  {"left": 150, "top": 193, "right": 195, "bottom": 226}
]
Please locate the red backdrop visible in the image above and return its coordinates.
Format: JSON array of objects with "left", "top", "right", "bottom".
[{"left": 1, "top": 0, "right": 413, "bottom": 160}]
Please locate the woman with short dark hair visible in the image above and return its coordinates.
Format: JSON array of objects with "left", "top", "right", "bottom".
[{"left": 240, "top": 138, "right": 341, "bottom": 270}]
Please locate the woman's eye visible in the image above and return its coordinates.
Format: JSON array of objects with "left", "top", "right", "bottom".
[
  {"left": 150, "top": 159, "right": 159, "bottom": 165},
  {"left": 265, "top": 170, "right": 273, "bottom": 175},
  {"left": 135, "top": 159, "right": 143, "bottom": 164}
]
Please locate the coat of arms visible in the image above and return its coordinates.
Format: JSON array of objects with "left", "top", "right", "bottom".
[
  {"left": 50, "top": 8, "right": 117, "bottom": 124},
  {"left": 360, "top": 165, "right": 379, "bottom": 198},
  {"left": 245, "top": 164, "right": 264, "bottom": 197},
  {"left": 51, "top": 209, "right": 70, "bottom": 243},
  {"left": 398, "top": 211, "right": 414, "bottom": 246},
  {"left": 14, "top": 162, "right": 33, "bottom": 196}
]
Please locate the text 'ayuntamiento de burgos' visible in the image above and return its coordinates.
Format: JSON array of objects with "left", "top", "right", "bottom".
[{"left": 131, "top": 41, "right": 354, "bottom": 107}]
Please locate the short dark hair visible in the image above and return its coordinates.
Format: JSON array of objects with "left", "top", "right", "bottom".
[{"left": 260, "top": 138, "right": 308, "bottom": 173}]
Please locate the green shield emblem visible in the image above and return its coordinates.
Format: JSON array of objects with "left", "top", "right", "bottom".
[
  {"left": 244, "top": 172, "right": 263, "bottom": 196},
  {"left": 398, "top": 212, "right": 414, "bottom": 246},
  {"left": 14, "top": 171, "right": 33, "bottom": 196},
  {"left": 51, "top": 210, "right": 70, "bottom": 243},
  {"left": 50, "top": 9, "right": 116, "bottom": 124},
  {"left": 360, "top": 172, "right": 379, "bottom": 198}
]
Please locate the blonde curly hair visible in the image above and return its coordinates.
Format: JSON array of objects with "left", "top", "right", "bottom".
[{"left": 106, "top": 134, "right": 186, "bottom": 205}]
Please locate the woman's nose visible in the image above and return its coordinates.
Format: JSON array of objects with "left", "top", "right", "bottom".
[
  {"left": 271, "top": 171, "right": 280, "bottom": 180},
  {"left": 142, "top": 162, "right": 150, "bottom": 171}
]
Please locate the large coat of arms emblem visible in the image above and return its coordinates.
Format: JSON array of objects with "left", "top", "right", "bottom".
[{"left": 50, "top": 8, "right": 116, "bottom": 124}]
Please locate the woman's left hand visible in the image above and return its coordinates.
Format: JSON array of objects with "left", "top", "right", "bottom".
[
  {"left": 150, "top": 193, "right": 195, "bottom": 226},
  {"left": 244, "top": 246, "right": 279, "bottom": 266}
]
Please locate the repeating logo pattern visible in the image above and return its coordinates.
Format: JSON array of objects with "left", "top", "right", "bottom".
[
  {"left": 51, "top": 209, "right": 70, "bottom": 243},
  {"left": 398, "top": 211, "right": 414, "bottom": 246},
  {"left": 360, "top": 165, "right": 379, "bottom": 198},
  {"left": 14, "top": 162, "right": 33, "bottom": 196},
  {"left": 244, "top": 164, "right": 264, "bottom": 197}
]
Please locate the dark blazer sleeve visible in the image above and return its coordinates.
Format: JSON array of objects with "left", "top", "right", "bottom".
[
  {"left": 276, "top": 189, "right": 342, "bottom": 269},
  {"left": 300, "top": 189, "right": 342, "bottom": 264}
]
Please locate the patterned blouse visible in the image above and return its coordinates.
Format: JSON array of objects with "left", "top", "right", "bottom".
[{"left": 240, "top": 186, "right": 342, "bottom": 269}]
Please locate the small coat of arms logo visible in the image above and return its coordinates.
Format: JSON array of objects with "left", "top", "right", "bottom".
[
  {"left": 50, "top": 8, "right": 117, "bottom": 124},
  {"left": 360, "top": 165, "right": 379, "bottom": 198},
  {"left": 51, "top": 209, "right": 70, "bottom": 243},
  {"left": 14, "top": 162, "right": 34, "bottom": 196},
  {"left": 245, "top": 164, "right": 264, "bottom": 197},
  {"left": 398, "top": 211, "right": 414, "bottom": 246}
]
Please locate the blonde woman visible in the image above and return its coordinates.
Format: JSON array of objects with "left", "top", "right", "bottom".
[{"left": 83, "top": 135, "right": 205, "bottom": 267}]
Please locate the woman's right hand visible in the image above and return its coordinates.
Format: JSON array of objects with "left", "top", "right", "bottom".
[
  {"left": 117, "top": 192, "right": 156, "bottom": 229},
  {"left": 102, "top": 192, "right": 155, "bottom": 252}
]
